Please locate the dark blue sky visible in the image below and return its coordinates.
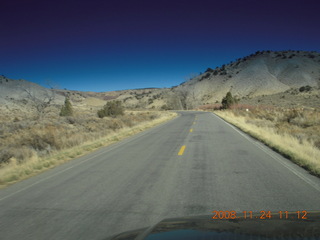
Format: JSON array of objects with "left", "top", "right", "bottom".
[{"left": 1, "top": 0, "right": 320, "bottom": 91}]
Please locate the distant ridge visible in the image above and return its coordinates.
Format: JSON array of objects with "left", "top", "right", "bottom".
[{"left": 1, "top": 50, "right": 320, "bottom": 111}]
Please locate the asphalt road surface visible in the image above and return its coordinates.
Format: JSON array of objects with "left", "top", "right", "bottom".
[{"left": 1, "top": 111, "right": 320, "bottom": 239}]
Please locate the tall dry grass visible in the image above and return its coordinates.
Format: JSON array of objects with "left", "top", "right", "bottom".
[
  {"left": 0, "top": 110, "right": 177, "bottom": 187},
  {"left": 215, "top": 105, "right": 320, "bottom": 176}
]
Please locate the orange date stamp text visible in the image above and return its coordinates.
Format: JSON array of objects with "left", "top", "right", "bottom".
[{"left": 211, "top": 210, "right": 309, "bottom": 220}]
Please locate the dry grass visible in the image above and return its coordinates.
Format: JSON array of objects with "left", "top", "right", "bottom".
[
  {"left": 198, "top": 104, "right": 222, "bottom": 111},
  {"left": 215, "top": 105, "right": 320, "bottom": 176},
  {"left": 0, "top": 109, "right": 177, "bottom": 188}
]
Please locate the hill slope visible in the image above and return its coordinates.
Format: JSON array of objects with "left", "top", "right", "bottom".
[
  {"left": 1, "top": 50, "right": 319, "bottom": 112},
  {"left": 0, "top": 76, "right": 65, "bottom": 118},
  {"left": 174, "top": 50, "right": 320, "bottom": 107}
]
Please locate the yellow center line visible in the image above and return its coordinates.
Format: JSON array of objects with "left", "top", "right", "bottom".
[
  {"left": 193, "top": 121, "right": 196, "bottom": 124},
  {"left": 190, "top": 129, "right": 193, "bottom": 133},
  {"left": 178, "top": 145, "right": 186, "bottom": 156}
]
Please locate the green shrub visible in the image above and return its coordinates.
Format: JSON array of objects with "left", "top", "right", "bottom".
[
  {"left": 161, "top": 104, "right": 169, "bottom": 110},
  {"left": 60, "top": 97, "right": 73, "bottom": 116},
  {"left": 97, "top": 101, "right": 124, "bottom": 118},
  {"left": 299, "top": 85, "right": 312, "bottom": 92},
  {"left": 221, "top": 92, "right": 238, "bottom": 109}
]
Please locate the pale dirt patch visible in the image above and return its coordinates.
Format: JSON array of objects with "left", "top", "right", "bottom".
[{"left": 82, "top": 97, "right": 106, "bottom": 107}]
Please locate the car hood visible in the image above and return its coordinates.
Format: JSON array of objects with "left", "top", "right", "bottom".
[{"left": 105, "top": 211, "right": 320, "bottom": 240}]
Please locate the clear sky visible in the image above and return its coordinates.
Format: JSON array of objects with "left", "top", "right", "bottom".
[{"left": 1, "top": 0, "right": 320, "bottom": 92}]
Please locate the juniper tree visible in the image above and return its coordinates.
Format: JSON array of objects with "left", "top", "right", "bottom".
[
  {"left": 60, "top": 97, "right": 73, "bottom": 116},
  {"left": 221, "top": 92, "right": 237, "bottom": 109}
]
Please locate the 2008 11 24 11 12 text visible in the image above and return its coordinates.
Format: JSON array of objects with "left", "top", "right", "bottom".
[{"left": 211, "top": 210, "right": 309, "bottom": 220}]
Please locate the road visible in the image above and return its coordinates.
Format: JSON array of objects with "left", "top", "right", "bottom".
[{"left": 0, "top": 111, "right": 320, "bottom": 239}]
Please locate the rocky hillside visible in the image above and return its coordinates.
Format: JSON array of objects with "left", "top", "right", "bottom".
[
  {"left": 0, "top": 76, "right": 62, "bottom": 104},
  {"left": 174, "top": 50, "right": 320, "bottom": 108},
  {"left": 0, "top": 76, "right": 65, "bottom": 118}
]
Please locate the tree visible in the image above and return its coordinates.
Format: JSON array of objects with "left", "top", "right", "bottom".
[
  {"left": 163, "top": 91, "right": 182, "bottom": 110},
  {"left": 221, "top": 92, "right": 237, "bottom": 109},
  {"left": 164, "top": 86, "right": 200, "bottom": 110},
  {"left": 60, "top": 97, "right": 73, "bottom": 116},
  {"left": 97, "top": 101, "right": 124, "bottom": 118},
  {"left": 23, "top": 87, "right": 56, "bottom": 119},
  {"left": 177, "top": 88, "right": 189, "bottom": 110}
]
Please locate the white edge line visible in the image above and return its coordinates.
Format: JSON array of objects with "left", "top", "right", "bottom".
[{"left": 211, "top": 112, "right": 320, "bottom": 193}]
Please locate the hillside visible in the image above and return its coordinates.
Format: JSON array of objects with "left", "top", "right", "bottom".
[
  {"left": 0, "top": 76, "right": 65, "bottom": 119},
  {"left": 173, "top": 50, "right": 320, "bottom": 108},
  {"left": 0, "top": 76, "right": 64, "bottom": 104},
  {"left": 1, "top": 50, "right": 319, "bottom": 113},
  {"left": 0, "top": 75, "right": 171, "bottom": 121}
]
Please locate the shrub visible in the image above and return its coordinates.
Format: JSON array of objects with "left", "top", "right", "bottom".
[
  {"left": 284, "top": 109, "right": 299, "bottom": 123},
  {"left": 60, "top": 97, "right": 73, "bottom": 116},
  {"left": 0, "top": 148, "right": 14, "bottom": 165},
  {"left": 299, "top": 85, "right": 312, "bottom": 92},
  {"left": 219, "top": 70, "right": 227, "bottom": 75},
  {"left": 199, "top": 73, "right": 211, "bottom": 81},
  {"left": 221, "top": 92, "right": 238, "bottom": 109},
  {"left": 97, "top": 101, "right": 124, "bottom": 118},
  {"left": 161, "top": 104, "right": 170, "bottom": 110}
]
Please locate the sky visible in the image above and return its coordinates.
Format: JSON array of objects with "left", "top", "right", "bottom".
[{"left": 1, "top": 0, "right": 320, "bottom": 92}]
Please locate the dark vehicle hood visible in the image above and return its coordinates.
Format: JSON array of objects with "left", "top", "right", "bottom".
[{"left": 106, "top": 211, "right": 320, "bottom": 240}]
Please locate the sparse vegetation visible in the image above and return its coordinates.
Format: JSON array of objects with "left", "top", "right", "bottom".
[
  {"left": 199, "top": 72, "right": 211, "bottom": 81},
  {"left": 0, "top": 108, "right": 177, "bottom": 187},
  {"left": 215, "top": 106, "right": 320, "bottom": 176},
  {"left": 97, "top": 101, "right": 124, "bottom": 118}
]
